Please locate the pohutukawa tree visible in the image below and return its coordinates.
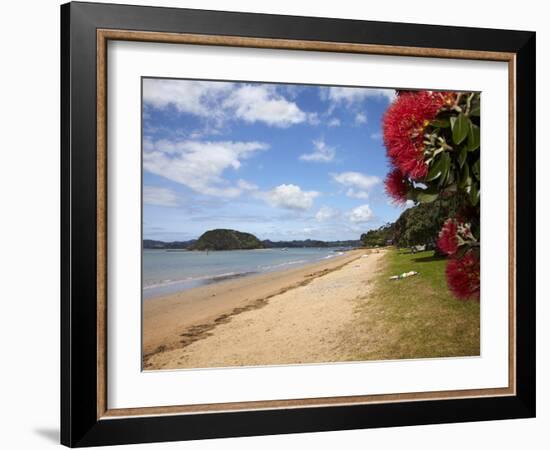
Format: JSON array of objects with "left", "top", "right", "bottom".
[{"left": 383, "top": 90, "right": 481, "bottom": 300}]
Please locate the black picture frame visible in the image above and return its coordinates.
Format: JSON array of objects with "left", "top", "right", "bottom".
[{"left": 61, "top": 1, "right": 536, "bottom": 447}]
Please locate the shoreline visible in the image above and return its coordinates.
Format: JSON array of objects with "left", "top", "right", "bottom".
[
  {"left": 143, "top": 248, "right": 373, "bottom": 364},
  {"left": 143, "top": 247, "right": 351, "bottom": 299}
]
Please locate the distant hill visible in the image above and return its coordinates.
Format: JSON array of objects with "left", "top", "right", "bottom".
[
  {"left": 143, "top": 239, "right": 196, "bottom": 250},
  {"left": 262, "top": 239, "right": 361, "bottom": 248},
  {"left": 193, "top": 229, "right": 264, "bottom": 251},
  {"left": 143, "top": 236, "right": 361, "bottom": 250}
]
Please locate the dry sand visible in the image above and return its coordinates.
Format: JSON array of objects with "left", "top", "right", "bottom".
[{"left": 143, "top": 249, "right": 385, "bottom": 370}]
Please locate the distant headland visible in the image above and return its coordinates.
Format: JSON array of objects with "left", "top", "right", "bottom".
[{"left": 143, "top": 228, "right": 361, "bottom": 251}]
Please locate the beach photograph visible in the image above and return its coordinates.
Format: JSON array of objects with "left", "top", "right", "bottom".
[{"left": 142, "top": 78, "right": 481, "bottom": 371}]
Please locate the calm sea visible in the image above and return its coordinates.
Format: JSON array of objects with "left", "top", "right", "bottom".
[{"left": 143, "top": 248, "right": 347, "bottom": 299}]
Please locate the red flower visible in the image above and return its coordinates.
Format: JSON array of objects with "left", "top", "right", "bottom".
[
  {"left": 437, "top": 218, "right": 459, "bottom": 255},
  {"left": 383, "top": 91, "right": 449, "bottom": 180},
  {"left": 446, "top": 250, "right": 480, "bottom": 300},
  {"left": 385, "top": 169, "right": 409, "bottom": 204}
]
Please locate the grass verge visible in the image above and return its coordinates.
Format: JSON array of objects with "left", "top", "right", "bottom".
[{"left": 344, "top": 248, "right": 480, "bottom": 361}]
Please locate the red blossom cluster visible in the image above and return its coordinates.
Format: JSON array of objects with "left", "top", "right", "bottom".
[
  {"left": 437, "top": 218, "right": 459, "bottom": 255},
  {"left": 384, "top": 168, "right": 408, "bottom": 204},
  {"left": 383, "top": 91, "right": 452, "bottom": 181},
  {"left": 445, "top": 250, "right": 480, "bottom": 300},
  {"left": 437, "top": 218, "right": 479, "bottom": 300}
]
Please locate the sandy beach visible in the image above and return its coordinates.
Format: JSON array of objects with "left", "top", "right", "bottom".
[{"left": 143, "top": 248, "right": 386, "bottom": 370}]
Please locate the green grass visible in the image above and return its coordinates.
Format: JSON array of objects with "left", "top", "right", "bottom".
[{"left": 345, "top": 248, "right": 480, "bottom": 361}]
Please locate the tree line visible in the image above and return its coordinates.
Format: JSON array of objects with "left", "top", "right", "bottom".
[{"left": 361, "top": 198, "right": 460, "bottom": 249}]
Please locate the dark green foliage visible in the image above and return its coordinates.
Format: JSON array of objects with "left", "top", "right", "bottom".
[
  {"left": 262, "top": 239, "right": 361, "bottom": 248},
  {"left": 393, "top": 198, "right": 462, "bottom": 248},
  {"left": 143, "top": 239, "right": 196, "bottom": 249},
  {"left": 360, "top": 223, "right": 395, "bottom": 248},
  {"left": 193, "top": 229, "right": 264, "bottom": 250}
]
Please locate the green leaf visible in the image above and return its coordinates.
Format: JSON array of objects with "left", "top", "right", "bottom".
[
  {"left": 470, "top": 95, "right": 481, "bottom": 117},
  {"left": 466, "top": 123, "right": 480, "bottom": 151},
  {"left": 444, "top": 167, "right": 454, "bottom": 186},
  {"left": 459, "top": 163, "right": 471, "bottom": 189},
  {"left": 414, "top": 185, "right": 439, "bottom": 203},
  {"left": 426, "top": 152, "right": 450, "bottom": 182},
  {"left": 470, "top": 182, "right": 480, "bottom": 206},
  {"left": 417, "top": 190, "right": 439, "bottom": 203},
  {"left": 458, "top": 145, "right": 468, "bottom": 168},
  {"left": 452, "top": 113, "right": 469, "bottom": 145},
  {"left": 439, "top": 152, "right": 451, "bottom": 186},
  {"left": 410, "top": 186, "right": 439, "bottom": 203},
  {"left": 406, "top": 190, "right": 418, "bottom": 202},
  {"left": 472, "top": 158, "right": 480, "bottom": 180},
  {"left": 430, "top": 118, "right": 450, "bottom": 128},
  {"left": 470, "top": 93, "right": 481, "bottom": 117}
]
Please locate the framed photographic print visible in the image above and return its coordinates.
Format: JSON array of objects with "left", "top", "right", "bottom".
[{"left": 61, "top": 1, "right": 536, "bottom": 447}]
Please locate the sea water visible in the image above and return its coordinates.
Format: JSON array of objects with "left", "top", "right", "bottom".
[{"left": 143, "top": 248, "right": 347, "bottom": 299}]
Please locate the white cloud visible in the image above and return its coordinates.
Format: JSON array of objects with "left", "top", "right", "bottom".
[
  {"left": 143, "top": 79, "right": 232, "bottom": 120},
  {"left": 348, "top": 204, "right": 374, "bottom": 223},
  {"left": 370, "top": 132, "right": 382, "bottom": 140},
  {"left": 307, "top": 113, "right": 321, "bottom": 126},
  {"left": 299, "top": 138, "right": 336, "bottom": 163},
  {"left": 237, "top": 179, "right": 258, "bottom": 191},
  {"left": 223, "top": 84, "right": 308, "bottom": 127},
  {"left": 324, "top": 87, "right": 396, "bottom": 104},
  {"left": 315, "top": 206, "right": 340, "bottom": 222},
  {"left": 143, "top": 139, "right": 268, "bottom": 198},
  {"left": 345, "top": 188, "right": 370, "bottom": 199},
  {"left": 332, "top": 171, "right": 381, "bottom": 199},
  {"left": 328, "top": 118, "right": 341, "bottom": 127},
  {"left": 143, "top": 79, "right": 312, "bottom": 128},
  {"left": 143, "top": 186, "right": 178, "bottom": 207},
  {"left": 263, "top": 184, "right": 319, "bottom": 210},
  {"left": 355, "top": 112, "right": 367, "bottom": 125}
]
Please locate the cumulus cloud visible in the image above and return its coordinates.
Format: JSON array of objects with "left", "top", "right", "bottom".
[
  {"left": 263, "top": 184, "right": 319, "bottom": 211},
  {"left": 299, "top": 138, "right": 336, "bottom": 163},
  {"left": 355, "top": 112, "right": 367, "bottom": 125},
  {"left": 143, "top": 79, "right": 313, "bottom": 128},
  {"left": 323, "top": 87, "right": 396, "bottom": 104},
  {"left": 328, "top": 118, "right": 341, "bottom": 127},
  {"left": 348, "top": 204, "right": 374, "bottom": 223},
  {"left": 143, "top": 79, "right": 232, "bottom": 120},
  {"left": 345, "top": 188, "right": 370, "bottom": 199},
  {"left": 143, "top": 138, "right": 268, "bottom": 198},
  {"left": 315, "top": 206, "right": 340, "bottom": 222},
  {"left": 222, "top": 84, "right": 307, "bottom": 127},
  {"left": 143, "top": 186, "right": 178, "bottom": 207},
  {"left": 237, "top": 179, "right": 258, "bottom": 191},
  {"left": 332, "top": 171, "right": 381, "bottom": 199}
]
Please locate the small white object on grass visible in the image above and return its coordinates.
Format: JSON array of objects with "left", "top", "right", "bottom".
[{"left": 389, "top": 271, "right": 418, "bottom": 281}]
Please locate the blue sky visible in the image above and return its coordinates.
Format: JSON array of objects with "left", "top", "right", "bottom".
[{"left": 142, "top": 78, "right": 410, "bottom": 242}]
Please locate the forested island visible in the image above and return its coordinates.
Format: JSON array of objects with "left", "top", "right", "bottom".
[{"left": 192, "top": 229, "right": 263, "bottom": 250}]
